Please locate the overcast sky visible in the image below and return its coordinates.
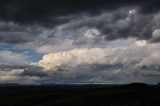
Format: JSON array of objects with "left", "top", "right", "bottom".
[{"left": 0, "top": 0, "right": 160, "bottom": 84}]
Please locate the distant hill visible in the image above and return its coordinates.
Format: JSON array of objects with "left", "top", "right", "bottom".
[{"left": 0, "top": 83, "right": 20, "bottom": 87}]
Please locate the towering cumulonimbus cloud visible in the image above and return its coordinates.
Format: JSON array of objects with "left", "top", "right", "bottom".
[
  {"left": 37, "top": 39, "right": 160, "bottom": 71},
  {"left": 37, "top": 48, "right": 111, "bottom": 70},
  {"left": 28, "top": 39, "right": 160, "bottom": 84}
]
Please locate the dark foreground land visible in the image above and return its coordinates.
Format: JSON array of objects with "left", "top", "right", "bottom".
[{"left": 0, "top": 83, "right": 160, "bottom": 106}]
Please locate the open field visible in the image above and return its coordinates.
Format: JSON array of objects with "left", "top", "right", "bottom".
[{"left": 0, "top": 84, "right": 160, "bottom": 106}]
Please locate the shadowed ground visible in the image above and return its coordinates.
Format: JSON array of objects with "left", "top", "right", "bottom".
[{"left": 0, "top": 83, "right": 160, "bottom": 106}]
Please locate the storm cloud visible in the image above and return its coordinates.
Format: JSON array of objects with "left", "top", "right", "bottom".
[
  {"left": 0, "top": 0, "right": 160, "bottom": 25},
  {"left": 0, "top": 0, "right": 160, "bottom": 84},
  {"left": 0, "top": 7, "right": 160, "bottom": 47}
]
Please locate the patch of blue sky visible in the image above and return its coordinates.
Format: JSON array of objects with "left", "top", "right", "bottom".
[
  {"left": 61, "top": 31, "right": 73, "bottom": 39},
  {"left": 27, "top": 52, "right": 43, "bottom": 62},
  {"left": 0, "top": 43, "right": 43, "bottom": 62}
]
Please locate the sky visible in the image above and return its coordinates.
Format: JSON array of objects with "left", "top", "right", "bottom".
[{"left": 0, "top": 0, "right": 160, "bottom": 84}]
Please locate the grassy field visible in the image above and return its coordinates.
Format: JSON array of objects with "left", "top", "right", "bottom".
[{"left": 0, "top": 83, "right": 159, "bottom": 106}]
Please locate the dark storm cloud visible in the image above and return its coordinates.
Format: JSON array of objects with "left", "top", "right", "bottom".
[
  {"left": 0, "top": 0, "right": 160, "bottom": 45},
  {"left": 58, "top": 8, "right": 160, "bottom": 44},
  {"left": 1, "top": 0, "right": 160, "bottom": 84},
  {"left": 21, "top": 65, "right": 48, "bottom": 77},
  {"left": 0, "top": 32, "right": 33, "bottom": 44},
  {"left": 0, "top": 64, "right": 47, "bottom": 77},
  {"left": 0, "top": 0, "right": 159, "bottom": 26},
  {"left": 0, "top": 21, "right": 47, "bottom": 44},
  {"left": 41, "top": 63, "right": 160, "bottom": 84}
]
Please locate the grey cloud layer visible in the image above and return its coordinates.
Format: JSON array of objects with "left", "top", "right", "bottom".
[
  {"left": 1, "top": 39, "right": 160, "bottom": 84},
  {"left": 0, "top": 7, "right": 160, "bottom": 47},
  {"left": 0, "top": 0, "right": 160, "bottom": 26},
  {"left": 35, "top": 39, "right": 160, "bottom": 84},
  {"left": 0, "top": 50, "right": 30, "bottom": 65},
  {"left": 0, "top": 21, "right": 46, "bottom": 44},
  {"left": 0, "top": 1, "right": 160, "bottom": 84},
  {"left": 0, "top": 65, "right": 47, "bottom": 77},
  {"left": 59, "top": 8, "right": 160, "bottom": 43},
  {"left": 0, "top": 65, "right": 47, "bottom": 84}
]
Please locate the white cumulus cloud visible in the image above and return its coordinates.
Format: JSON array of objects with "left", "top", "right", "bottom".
[{"left": 152, "top": 29, "right": 160, "bottom": 39}]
